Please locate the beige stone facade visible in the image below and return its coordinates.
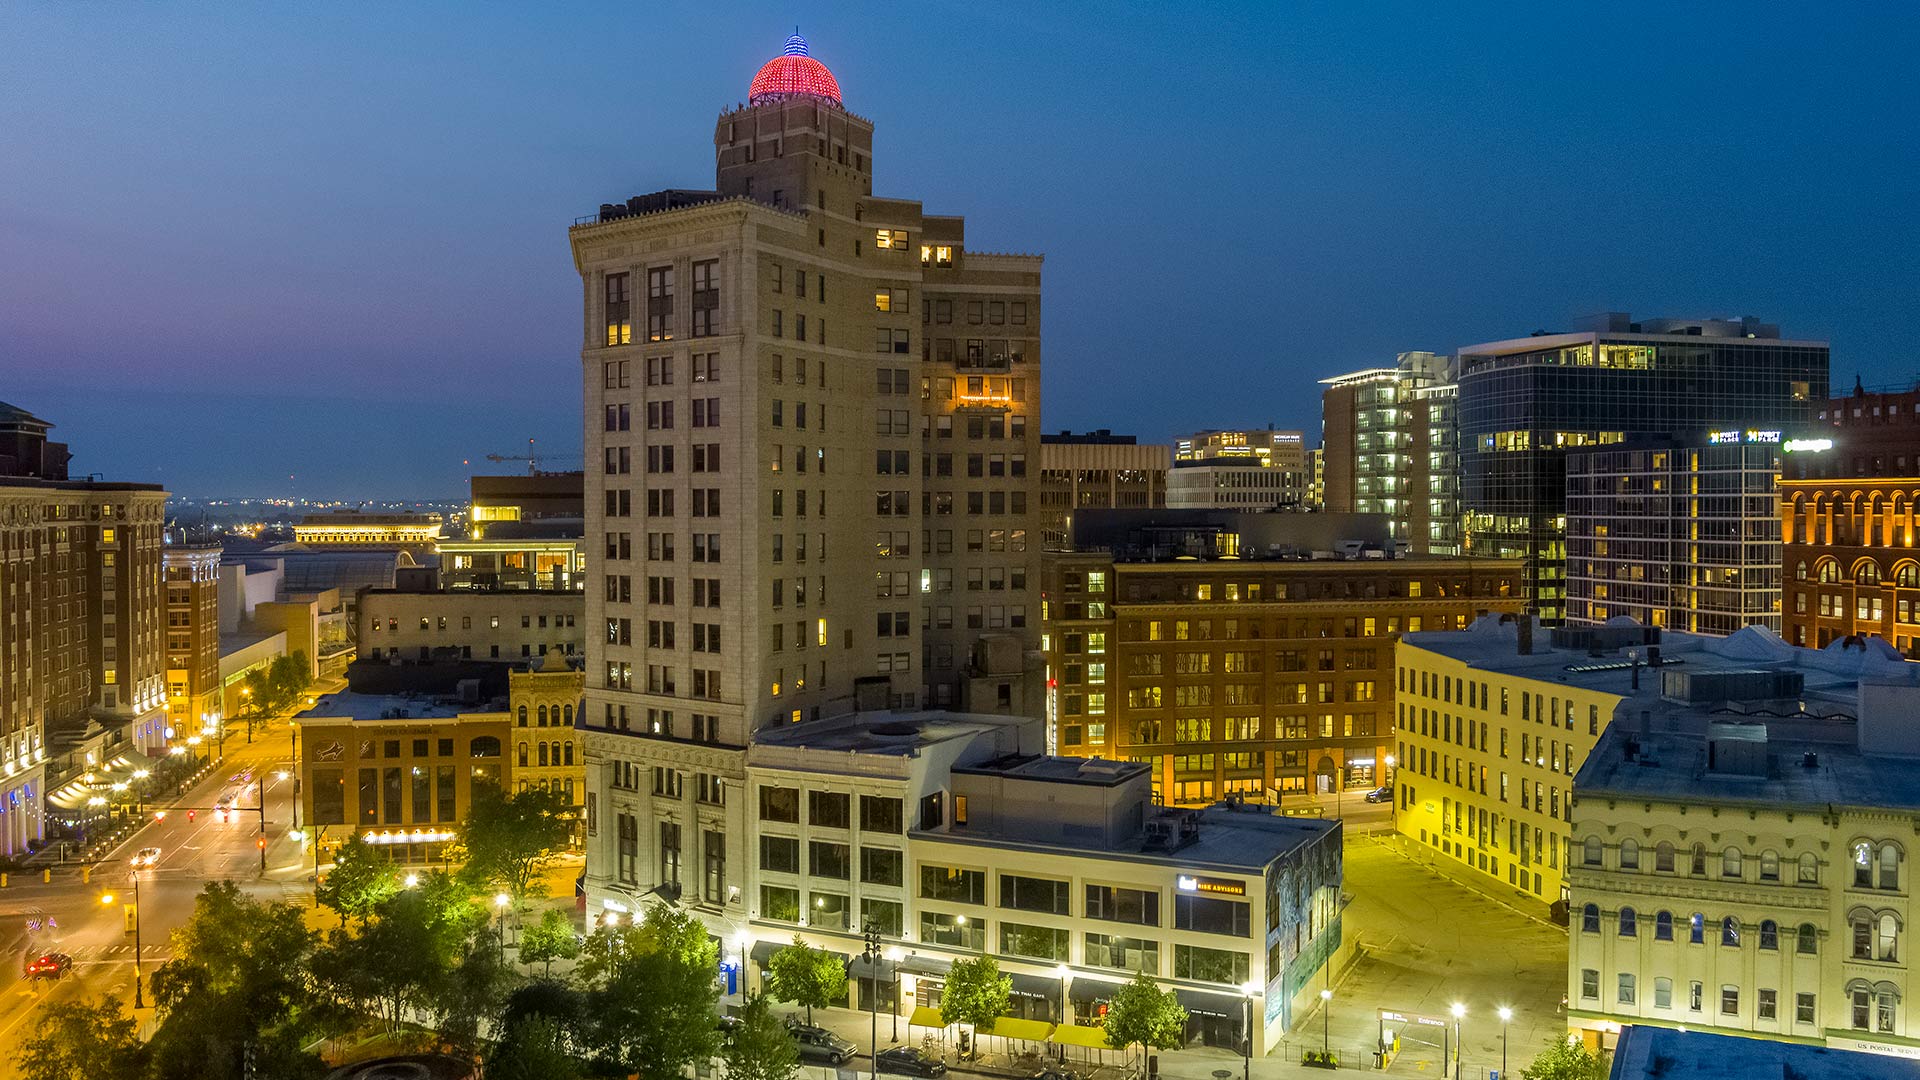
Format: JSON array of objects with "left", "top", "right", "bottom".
[
  {"left": 164, "top": 545, "right": 223, "bottom": 741},
  {"left": 358, "top": 589, "right": 583, "bottom": 664},
  {"left": 1038, "top": 432, "right": 1169, "bottom": 550},
  {"left": 509, "top": 649, "right": 585, "bottom": 829},
  {"left": 572, "top": 37, "right": 1043, "bottom": 922}
]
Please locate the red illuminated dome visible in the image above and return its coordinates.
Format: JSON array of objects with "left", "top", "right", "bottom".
[{"left": 748, "top": 32, "right": 842, "bottom": 106}]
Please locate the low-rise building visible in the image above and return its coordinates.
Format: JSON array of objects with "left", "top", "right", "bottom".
[
  {"left": 293, "top": 509, "right": 443, "bottom": 553},
  {"left": 1038, "top": 431, "right": 1170, "bottom": 550},
  {"left": 358, "top": 589, "right": 583, "bottom": 664},
  {"left": 1168, "top": 428, "right": 1310, "bottom": 512},
  {"left": 469, "top": 471, "right": 584, "bottom": 539},
  {"left": 509, "top": 648, "right": 585, "bottom": 824},
  {"left": 602, "top": 708, "right": 1343, "bottom": 1057},
  {"left": 1567, "top": 634, "right": 1920, "bottom": 1057},
  {"left": 295, "top": 689, "right": 515, "bottom": 863},
  {"left": 1048, "top": 510, "right": 1524, "bottom": 803},
  {"left": 163, "top": 545, "right": 224, "bottom": 743},
  {"left": 437, "top": 530, "right": 586, "bottom": 592}
]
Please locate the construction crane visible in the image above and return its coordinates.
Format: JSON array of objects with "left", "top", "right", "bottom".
[{"left": 467, "top": 439, "right": 584, "bottom": 476}]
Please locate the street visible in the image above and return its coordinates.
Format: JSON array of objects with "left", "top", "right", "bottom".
[{"left": 0, "top": 718, "right": 313, "bottom": 1074}]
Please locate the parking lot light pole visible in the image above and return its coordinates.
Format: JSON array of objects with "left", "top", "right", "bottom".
[
  {"left": 1498, "top": 1007, "right": 1512, "bottom": 1079},
  {"left": 1239, "top": 980, "right": 1259, "bottom": 1080},
  {"left": 1450, "top": 1002, "right": 1466, "bottom": 1080},
  {"left": 1320, "top": 988, "right": 1333, "bottom": 1056}
]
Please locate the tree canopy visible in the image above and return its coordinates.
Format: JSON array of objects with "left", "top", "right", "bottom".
[
  {"left": 1101, "top": 971, "right": 1187, "bottom": 1057},
  {"left": 519, "top": 907, "right": 582, "bottom": 975},
  {"left": 941, "top": 955, "right": 1011, "bottom": 1049},
  {"left": 764, "top": 937, "right": 848, "bottom": 1026},
  {"left": 19, "top": 998, "right": 147, "bottom": 1080},
  {"left": 723, "top": 994, "right": 800, "bottom": 1080},
  {"left": 1521, "top": 1036, "right": 1608, "bottom": 1080},
  {"left": 314, "top": 832, "right": 401, "bottom": 926},
  {"left": 456, "top": 783, "right": 574, "bottom": 900},
  {"left": 575, "top": 903, "right": 721, "bottom": 1080}
]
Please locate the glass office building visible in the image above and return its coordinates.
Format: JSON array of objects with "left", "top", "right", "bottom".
[{"left": 1458, "top": 313, "right": 1827, "bottom": 623}]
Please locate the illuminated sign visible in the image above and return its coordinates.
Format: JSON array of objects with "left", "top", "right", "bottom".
[
  {"left": 1708, "top": 429, "right": 1783, "bottom": 445},
  {"left": 1176, "top": 874, "right": 1246, "bottom": 896},
  {"left": 1783, "top": 438, "right": 1834, "bottom": 453}
]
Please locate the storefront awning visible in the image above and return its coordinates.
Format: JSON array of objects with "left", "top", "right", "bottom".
[
  {"left": 750, "top": 941, "right": 783, "bottom": 967},
  {"left": 1006, "top": 971, "right": 1059, "bottom": 1000},
  {"left": 46, "top": 778, "right": 95, "bottom": 812},
  {"left": 989, "top": 1017, "right": 1054, "bottom": 1042},
  {"left": 909, "top": 1005, "right": 948, "bottom": 1029},
  {"left": 1053, "top": 1023, "right": 1111, "bottom": 1049},
  {"left": 1175, "top": 987, "right": 1248, "bottom": 1018},
  {"left": 897, "top": 953, "right": 953, "bottom": 978},
  {"left": 1068, "top": 972, "right": 1126, "bottom": 1002}
]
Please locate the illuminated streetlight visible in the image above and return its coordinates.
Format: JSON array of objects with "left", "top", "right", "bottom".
[
  {"left": 1449, "top": 1003, "right": 1466, "bottom": 1080},
  {"left": 1240, "top": 980, "right": 1260, "bottom": 1080},
  {"left": 403, "top": 873, "right": 419, "bottom": 888},
  {"left": 1320, "top": 987, "right": 1333, "bottom": 1059},
  {"left": 1497, "top": 1006, "right": 1512, "bottom": 1079},
  {"left": 494, "top": 892, "right": 512, "bottom": 964}
]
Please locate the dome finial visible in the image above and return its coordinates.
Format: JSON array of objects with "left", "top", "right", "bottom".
[{"left": 783, "top": 30, "right": 809, "bottom": 57}]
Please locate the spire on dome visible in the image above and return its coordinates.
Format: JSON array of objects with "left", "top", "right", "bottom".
[
  {"left": 749, "top": 31, "right": 842, "bottom": 106},
  {"left": 783, "top": 31, "right": 809, "bottom": 57}
]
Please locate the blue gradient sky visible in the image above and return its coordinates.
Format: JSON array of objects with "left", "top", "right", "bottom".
[{"left": 4, "top": 3, "right": 1915, "bottom": 498}]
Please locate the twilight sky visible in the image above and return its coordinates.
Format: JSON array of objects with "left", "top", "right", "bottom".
[{"left": 4, "top": 2, "right": 1916, "bottom": 498}]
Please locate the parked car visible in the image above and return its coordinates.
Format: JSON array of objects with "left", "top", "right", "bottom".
[
  {"left": 1363, "top": 785, "right": 1393, "bottom": 803},
  {"left": 131, "top": 847, "right": 162, "bottom": 867},
  {"left": 26, "top": 953, "right": 73, "bottom": 980},
  {"left": 788, "top": 1023, "right": 856, "bottom": 1066},
  {"left": 876, "top": 1046, "right": 948, "bottom": 1077}
]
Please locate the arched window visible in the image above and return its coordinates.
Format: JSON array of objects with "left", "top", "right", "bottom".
[
  {"left": 1881, "top": 843, "right": 1901, "bottom": 890},
  {"left": 1853, "top": 914, "right": 1874, "bottom": 959},
  {"left": 516, "top": 742, "right": 528, "bottom": 767},
  {"left": 1584, "top": 836, "right": 1604, "bottom": 866},
  {"left": 1722, "top": 916, "right": 1741, "bottom": 947},
  {"left": 1656, "top": 841, "right": 1675, "bottom": 872},
  {"left": 538, "top": 705, "right": 549, "bottom": 727},
  {"left": 538, "top": 742, "right": 549, "bottom": 767},
  {"left": 517, "top": 705, "right": 528, "bottom": 727},
  {"left": 1690, "top": 912, "right": 1706, "bottom": 944},
  {"left": 1795, "top": 561, "right": 1809, "bottom": 581},
  {"left": 1799, "top": 852, "right": 1820, "bottom": 884},
  {"left": 1855, "top": 841, "right": 1876, "bottom": 888},
  {"left": 1817, "top": 558, "right": 1841, "bottom": 583},
  {"left": 1880, "top": 914, "right": 1900, "bottom": 962},
  {"left": 1760, "top": 850, "right": 1780, "bottom": 882},
  {"left": 564, "top": 743, "right": 575, "bottom": 766},
  {"left": 1760, "top": 920, "right": 1779, "bottom": 950},
  {"left": 1655, "top": 911, "right": 1674, "bottom": 941},
  {"left": 1858, "top": 561, "right": 1883, "bottom": 585},
  {"left": 1897, "top": 563, "right": 1920, "bottom": 588},
  {"left": 1621, "top": 839, "right": 1640, "bottom": 869},
  {"left": 469, "top": 735, "right": 501, "bottom": 758},
  {"left": 1722, "top": 847, "right": 1743, "bottom": 878},
  {"left": 1691, "top": 844, "right": 1708, "bottom": 876},
  {"left": 1620, "top": 907, "right": 1638, "bottom": 937},
  {"left": 1582, "top": 903, "right": 1601, "bottom": 933},
  {"left": 563, "top": 703, "right": 574, "bottom": 725},
  {"left": 1798, "top": 923, "right": 1819, "bottom": 954}
]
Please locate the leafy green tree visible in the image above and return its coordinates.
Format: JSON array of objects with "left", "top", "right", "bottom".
[
  {"left": 487, "top": 1016, "right": 582, "bottom": 1080},
  {"left": 456, "top": 784, "right": 574, "bottom": 901},
  {"left": 311, "top": 873, "right": 484, "bottom": 1033},
  {"left": 238, "top": 652, "right": 312, "bottom": 737},
  {"left": 434, "top": 927, "right": 513, "bottom": 1058},
  {"left": 146, "top": 881, "right": 327, "bottom": 1080},
  {"left": 315, "top": 832, "right": 401, "bottom": 927},
  {"left": 519, "top": 907, "right": 581, "bottom": 975},
  {"left": 765, "top": 936, "right": 848, "bottom": 1026},
  {"left": 500, "top": 979, "right": 588, "bottom": 1041},
  {"left": 1101, "top": 970, "right": 1188, "bottom": 1062},
  {"left": 941, "top": 955, "right": 1011, "bottom": 1057},
  {"left": 724, "top": 993, "right": 800, "bottom": 1080},
  {"left": 18, "top": 997, "right": 146, "bottom": 1080},
  {"left": 576, "top": 903, "right": 721, "bottom": 1080},
  {"left": 1521, "top": 1036, "right": 1608, "bottom": 1080}
]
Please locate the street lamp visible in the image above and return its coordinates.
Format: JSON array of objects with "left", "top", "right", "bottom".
[
  {"left": 494, "top": 893, "right": 511, "bottom": 964},
  {"left": 862, "top": 923, "right": 882, "bottom": 1080},
  {"left": 1449, "top": 1002, "right": 1465, "bottom": 1080},
  {"left": 1238, "top": 980, "right": 1259, "bottom": 1080},
  {"left": 1320, "top": 988, "right": 1333, "bottom": 1058},
  {"left": 733, "top": 930, "right": 751, "bottom": 999},
  {"left": 885, "top": 946, "right": 904, "bottom": 1041},
  {"left": 1497, "top": 1006, "right": 1512, "bottom": 1079},
  {"left": 403, "top": 872, "right": 420, "bottom": 888}
]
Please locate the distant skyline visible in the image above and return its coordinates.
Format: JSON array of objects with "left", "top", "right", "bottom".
[{"left": 6, "top": 3, "right": 1917, "bottom": 498}]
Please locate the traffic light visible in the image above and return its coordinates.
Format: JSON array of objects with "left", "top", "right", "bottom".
[
  {"left": 256, "top": 837, "right": 266, "bottom": 850},
  {"left": 188, "top": 810, "right": 196, "bottom": 822},
  {"left": 154, "top": 811, "right": 166, "bottom": 821}
]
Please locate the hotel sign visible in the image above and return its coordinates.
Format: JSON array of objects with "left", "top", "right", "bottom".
[
  {"left": 1176, "top": 874, "right": 1245, "bottom": 896},
  {"left": 1707, "top": 429, "right": 1783, "bottom": 445}
]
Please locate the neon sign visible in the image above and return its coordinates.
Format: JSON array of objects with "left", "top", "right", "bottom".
[{"left": 1782, "top": 438, "right": 1834, "bottom": 453}]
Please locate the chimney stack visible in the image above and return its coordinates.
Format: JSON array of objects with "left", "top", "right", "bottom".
[{"left": 1517, "top": 616, "right": 1534, "bottom": 656}]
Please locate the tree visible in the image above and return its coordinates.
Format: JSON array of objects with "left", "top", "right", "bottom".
[
  {"left": 238, "top": 652, "right": 312, "bottom": 738},
  {"left": 19, "top": 998, "right": 146, "bottom": 1080},
  {"left": 724, "top": 994, "right": 800, "bottom": 1080},
  {"left": 487, "top": 1016, "right": 582, "bottom": 1080},
  {"left": 311, "top": 871, "right": 487, "bottom": 1034},
  {"left": 765, "top": 936, "right": 848, "bottom": 1026},
  {"left": 940, "top": 955, "right": 1011, "bottom": 1057},
  {"left": 576, "top": 903, "right": 721, "bottom": 1080},
  {"left": 519, "top": 908, "right": 581, "bottom": 975},
  {"left": 146, "top": 881, "right": 326, "bottom": 1080},
  {"left": 1521, "top": 1036, "right": 1608, "bottom": 1080},
  {"left": 1101, "top": 970, "right": 1187, "bottom": 1064},
  {"left": 315, "top": 832, "right": 401, "bottom": 927},
  {"left": 456, "top": 784, "right": 573, "bottom": 901}
]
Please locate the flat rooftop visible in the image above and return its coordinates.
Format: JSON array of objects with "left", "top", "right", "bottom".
[
  {"left": 297, "top": 690, "right": 500, "bottom": 722},
  {"left": 1611, "top": 1024, "right": 1920, "bottom": 1080},
  {"left": 933, "top": 801, "right": 1339, "bottom": 873},
  {"left": 751, "top": 709, "right": 1033, "bottom": 757},
  {"left": 1403, "top": 616, "right": 1920, "bottom": 709},
  {"left": 954, "top": 753, "right": 1152, "bottom": 786}
]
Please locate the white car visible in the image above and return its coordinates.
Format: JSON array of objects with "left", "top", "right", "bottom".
[{"left": 130, "top": 847, "right": 161, "bottom": 867}]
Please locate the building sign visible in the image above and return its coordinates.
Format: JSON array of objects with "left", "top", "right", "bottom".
[
  {"left": 1708, "top": 429, "right": 1784, "bottom": 445},
  {"left": 1825, "top": 1035, "right": 1920, "bottom": 1060},
  {"left": 1783, "top": 438, "right": 1834, "bottom": 453},
  {"left": 1176, "top": 874, "right": 1246, "bottom": 896}
]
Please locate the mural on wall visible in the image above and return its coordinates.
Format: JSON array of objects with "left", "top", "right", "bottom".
[{"left": 1266, "top": 826, "right": 1344, "bottom": 1031}]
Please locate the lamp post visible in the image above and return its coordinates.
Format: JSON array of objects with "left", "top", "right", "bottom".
[
  {"left": 1320, "top": 988, "right": 1333, "bottom": 1057},
  {"left": 1497, "top": 1007, "right": 1512, "bottom": 1079},
  {"left": 733, "top": 930, "right": 751, "bottom": 1000},
  {"left": 127, "top": 869, "right": 146, "bottom": 1008},
  {"left": 1449, "top": 1002, "right": 1465, "bottom": 1080},
  {"left": 131, "top": 769, "right": 149, "bottom": 816},
  {"left": 885, "top": 946, "right": 904, "bottom": 1041},
  {"left": 495, "top": 893, "right": 511, "bottom": 965},
  {"left": 862, "top": 923, "right": 882, "bottom": 1080},
  {"left": 289, "top": 721, "right": 300, "bottom": 827},
  {"left": 1239, "top": 980, "right": 1258, "bottom": 1080}
]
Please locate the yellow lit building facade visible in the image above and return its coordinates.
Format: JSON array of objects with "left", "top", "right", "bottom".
[
  {"left": 509, "top": 648, "right": 586, "bottom": 834},
  {"left": 163, "top": 545, "right": 223, "bottom": 744},
  {"left": 1393, "top": 617, "right": 1628, "bottom": 905}
]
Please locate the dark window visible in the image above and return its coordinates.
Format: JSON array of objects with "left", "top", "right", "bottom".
[
  {"left": 861, "top": 795, "right": 904, "bottom": 833},
  {"left": 759, "top": 835, "right": 800, "bottom": 873},
  {"left": 809, "top": 790, "right": 850, "bottom": 829},
  {"left": 859, "top": 847, "right": 903, "bottom": 886},
  {"left": 919, "top": 865, "right": 985, "bottom": 904},
  {"left": 1173, "top": 894, "right": 1251, "bottom": 937},
  {"left": 810, "top": 841, "right": 850, "bottom": 879},
  {"left": 1086, "top": 885, "right": 1160, "bottom": 926},
  {"left": 1000, "top": 874, "right": 1070, "bottom": 915},
  {"left": 760, "top": 785, "right": 800, "bottom": 823}
]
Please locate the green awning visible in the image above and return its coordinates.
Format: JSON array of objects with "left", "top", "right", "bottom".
[
  {"left": 989, "top": 1017, "right": 1055, "bottom": 1042},
  {"left": 1052, "top": 1023, "right": 1110, "bottom": 1049},
  {"left": 909, "top": 1005, "right": 948, "bottom": 1029}
]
